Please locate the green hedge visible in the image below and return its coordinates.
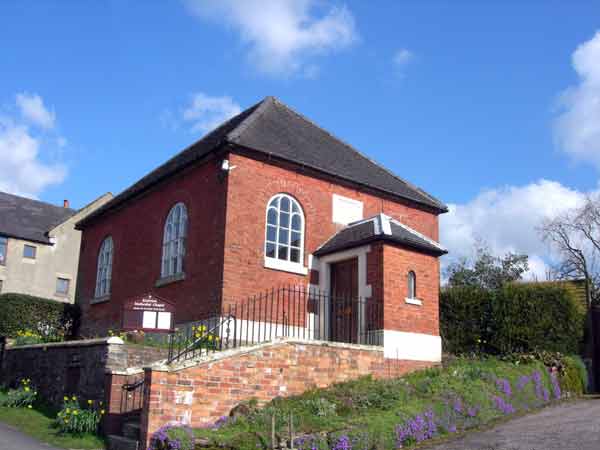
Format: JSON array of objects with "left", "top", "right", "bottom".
[
  {"left": 0, "top": 293, "right": 80, "bottom": 339},
  {"left": 440, "top": 283, "right": 585, "bottom": 355}
]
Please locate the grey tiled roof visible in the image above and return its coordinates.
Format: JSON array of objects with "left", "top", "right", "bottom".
[
  {"left": 78, "top": 96, "right": 446, "bottom": 228},
  {"left": 0, "top": 191, "right": 76, "bottom": 244},
  {"left": 314, "top": 214, "right": 447, "bottom": 257}
]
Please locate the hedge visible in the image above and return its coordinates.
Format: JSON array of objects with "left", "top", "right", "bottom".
[
  {"left": 0, "top": 293, "right": 80, "bottom": 339},
  {"left": 440, "top": 283, "right": 585, "bottom": 355}
]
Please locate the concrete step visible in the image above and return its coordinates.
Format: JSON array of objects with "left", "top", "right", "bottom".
[
  {"left": 122, "top": 421, "right": 141, "bottom": 440},
  {"left": 107, "top": 434, "right": 139, "bottom": 450}
]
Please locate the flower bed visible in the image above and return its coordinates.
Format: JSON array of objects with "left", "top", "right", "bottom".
[{"left": 190, "top": 356, "right": 586, "bottom": 450}]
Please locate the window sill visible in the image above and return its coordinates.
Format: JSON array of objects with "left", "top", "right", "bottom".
[
  {"left": 91, "top": 295, "right": 110, "bottom": 305},
  {"left": 405, "top": 297, "right": 422, "bottom": 306},
  {"left": 155, "top": 272, "right": 186, "bottom": 287},
  {"left": 264, "top": 258, "right": 308, "bottom": 275}
]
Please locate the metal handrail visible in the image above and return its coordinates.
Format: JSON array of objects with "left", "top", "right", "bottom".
[{"left": 167, "top": 314, "right": 236, "bottom": 364}]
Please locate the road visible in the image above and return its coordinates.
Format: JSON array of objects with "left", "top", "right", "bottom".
[
  {"left": 0, "top": 422, "right": 60, "bottom": 450},
  {"left": 427, "top": 398, "right": 600, "bottom": 450}
]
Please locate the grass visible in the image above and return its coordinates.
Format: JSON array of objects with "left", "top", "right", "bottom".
[
  {"left": 192, "top": 357, "right": 584, "bottom": 450},
  {"left": 0, "top": 403, "right": 105, "bottom": 449}
]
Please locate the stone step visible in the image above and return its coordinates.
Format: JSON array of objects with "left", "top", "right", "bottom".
[
  {"left": 122, "top": 421, "right": 141, "bottom": 440},
  {"left": 107, "top": 434, "right": 139, "bottom": 450}
]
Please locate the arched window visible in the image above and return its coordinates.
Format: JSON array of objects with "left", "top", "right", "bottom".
[
  {"left": 265, "top": 194, "right": 304, "bottom": 265},
  {"left": 95, "top": 236, "right": 113, "bottom": 298},
  {"left": 161, "top": 203, "right": 188, "bottom": 277},
  {"left": 407, "top": 270, "right": 417, "bottom": 299}
]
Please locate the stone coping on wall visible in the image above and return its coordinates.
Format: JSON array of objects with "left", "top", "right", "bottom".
[
  {"left": 5, "top": 336, "right": 124, "bottom": 350},
  {"left": 149, "top": 338, "right": 384, "bottom": 373},
  {"left": 109, "top": 367, "right": 145, "bottom": 376}
]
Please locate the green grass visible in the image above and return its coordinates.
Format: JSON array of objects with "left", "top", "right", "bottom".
[
  {"left": 0, "top": 404, "right": 105, "bottom": 449},
  {"left": 192, "top": 357, "right": 584, "bottom": 450}
]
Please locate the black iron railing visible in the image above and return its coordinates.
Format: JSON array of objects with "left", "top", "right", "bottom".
[
  {"left": 120, "top": 377, "right": 144, "bottom": 413},
  {"left": 166, "top": 286, "right": 383, "bottom": 365}
]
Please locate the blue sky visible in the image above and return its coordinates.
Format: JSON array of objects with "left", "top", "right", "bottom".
[{"left": 1, "top": 1, "right": 600, "bottom": 276}]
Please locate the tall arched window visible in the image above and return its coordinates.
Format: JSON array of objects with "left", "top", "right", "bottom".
[
  {"left": 407, "top": 270, "right": 417, "bottom": 299},
  {"left": 95, "top": 236, "right": 113, "bottom": 298},
  {"left": 161, "top": 203, "right": 188, "bottom": 277},
  {"left": 265, "top": 194, "right": 304, "bottom": 265}
]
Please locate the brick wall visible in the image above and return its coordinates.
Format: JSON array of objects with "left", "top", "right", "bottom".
[
  {"left": 221, "top": 152, "right": 439, "bottom": 304},
  {"left": 140, "top": 339, "right": 436, "bottom": 447},
  {"left": 382, "top": 245, "right": 440, "bottom": 335},
  {"left": 77, "top": 158, "right": 227, "bottom": 336}
]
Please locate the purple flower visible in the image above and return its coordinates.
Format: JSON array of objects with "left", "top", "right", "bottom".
[
  {"left": 453, "top": 398, "right": 463, "bottom": 413},
  {"left": 550, "top": 371, "right": 561, "bottom": 400},
  {"left": 467, "top": 406, "right": 479, "bottom": 417},
  {"left": 496, "top": 378, "right": 512, "bottom": 397},
  {"left": 333, "top": 435, "right": 352, "bottom": 450},
  {"left": 492, "top": 396, "right": 515, "bottom": 415},
  {"left": 517, "top": 375, "right": 530, "bottom": 390},
  {"left": 448, "top": 424, "right": 457, "bottom": 433}
]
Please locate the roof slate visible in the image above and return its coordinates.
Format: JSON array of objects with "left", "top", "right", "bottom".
[
  {"left": 78, "top": 96, "right": 446, "bottom": 228},
  {"left": 314, "top": 214, "right": 447, "bottom": 257},
  {"left": 0, "top": 191, "right": 77, "bottom": 244}
]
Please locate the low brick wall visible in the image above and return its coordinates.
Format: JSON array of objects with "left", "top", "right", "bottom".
[{"left": 140, "top": 339, "right": 435, "bottom": 447}]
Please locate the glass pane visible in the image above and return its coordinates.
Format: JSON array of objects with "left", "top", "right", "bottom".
[
  {"left": 292, "top": 201, "right": 299, "bottom": 213},
  {"left": 266, "top": 242, "right": 276, "bottom": 258},
  {"left": 290, "top": 248, "right": 300, "bottom": 263},
  {"left": 291, "top": 214, "right": 301, "bottom": 231},
  {"left": 280, "top": 196, "right": 290, "bottom": 212},
  {"left": 291, "top": 231, "right": 301, "bottom": 247},
  {"left": 280, "top": 212, "right": 290, "bottom": 228},
  {"left": 267, "top": 208, "right": 278, "bottom": 225},
  {"left": 278, "top": 245, "right": 288, "bottom": 260},
  {"left": 266, "top": 225, "right": 277, "bottom": 242},
  {"left": 278, "top": 229, "right": 289, "bottom": 244},
  {"left": 269, "top": 197, "right": 280, "bottom": 209}
]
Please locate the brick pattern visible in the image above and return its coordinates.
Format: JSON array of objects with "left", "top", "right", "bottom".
[
  {"left": 382, "top": 245, "right": 440, "bottom": 335},
  {"left": 221, "top": 153, "right": 440, "bottom": 305},
  {"left": 139, "top": 340, "right": 437, "bottom": 447},
  {"left": 78, "top": 159, "right": 227, "bottom": 336}
]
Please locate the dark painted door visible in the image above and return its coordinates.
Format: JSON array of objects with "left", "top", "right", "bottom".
[{"left": 330, "top": 258, "right": 359, "bottom": 343}]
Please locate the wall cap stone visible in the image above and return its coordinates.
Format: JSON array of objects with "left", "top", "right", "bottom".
[
  {"left": 6, "top": 337, "right": 123, "bottom": 351},
  {"left": 148, "top": 338, "right": 383, "bottom": 373}
]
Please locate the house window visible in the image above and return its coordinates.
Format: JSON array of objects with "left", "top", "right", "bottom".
[
  {"left": 0, "top": 236, "right": 6, "bottom": 265},
  {"left": 56, "top": 278, "right": 70, "bottom": 295},
  {"left": 161, "top": 203, "right": 188, "bottom": 278},
  {"left": 95, "top": 236, "right": 113, "bottom": 298},
  {"left": 407, "top": 270, "right": 417, "bottom": 299},
  {"left": 23, "top": 244, "right": 36, "bottom": 259},
  {"left": 265, "top": 194, "right": 305, "bottom": 268}
]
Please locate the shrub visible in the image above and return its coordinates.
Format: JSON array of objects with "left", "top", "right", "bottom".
[
  {"left": 149, "top": 424, "right": 194, "bottom": 450},
  {"left": 440, "top": 283, "right": 584, "bottom": 355},
  {"left": 0, "top": 379, "right": 37, "bottom": 408},
  {"left": 14, "top": 329, "right": 45, "bottom": 346},
  {"left": 55, "top": 396, "right": 104, "bottom": 435},
  {"left": 0, "top": 293, "right": 80, "bottom": 339}
]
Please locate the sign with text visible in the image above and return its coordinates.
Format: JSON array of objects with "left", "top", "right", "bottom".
[{"left": 122, "top": 293, "right": 175, "bottom": 331}]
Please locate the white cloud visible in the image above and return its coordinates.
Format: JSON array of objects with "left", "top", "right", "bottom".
[
  {"left": 0, "top": 94, "right": 67, "bottom": 198},
  {"left": 182, "top": 92, "right": 241, "bottom": 134},
  {"left": 16, "top": 92, "right": 56, "bottom": 130},
  {"left": 393, "top": 49, "right": 413, "bottom": 67},
  {"left": 440, "top": 180, "right": 591, "bottom": 280},
  {"left": 554, "top": 31, "right": 600, "bottom": 168},
  {"left": 185, "top": 0, "right": 358, "bottom": 76}
]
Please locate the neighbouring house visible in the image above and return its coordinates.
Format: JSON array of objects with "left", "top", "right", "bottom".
[
  {"left": 0, "top": 191, "right": 113, "bottom": 302},
  {"left": 75, "top": 96, "right": 448, "bottom": 364}
]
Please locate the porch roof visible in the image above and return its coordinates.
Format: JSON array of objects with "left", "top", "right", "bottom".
[{"left": 313, "top": 214, "right": 447, "bottom": 257}]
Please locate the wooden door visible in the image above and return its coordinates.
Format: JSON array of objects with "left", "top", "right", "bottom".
[{"left": 330, "top": 258, "right": 359, "bottom": 343}]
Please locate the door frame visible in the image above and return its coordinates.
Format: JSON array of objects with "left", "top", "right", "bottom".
[{"left": 316, "top": 245, "right": 373, "bottom": 343}]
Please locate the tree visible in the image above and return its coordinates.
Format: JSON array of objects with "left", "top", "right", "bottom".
[
  {"left": 445, "top": 244, "right": 529, "bottom": 290},
  {"left": 539, "top": 196, "right": 600, "bottom": 307}
]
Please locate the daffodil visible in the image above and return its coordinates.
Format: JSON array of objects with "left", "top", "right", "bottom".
[
  {"left": 27, "top": 405, "right": 32, "bottom": 409},
  {"left": 72, "top": 395, "right": 77, "bottom": 401},
  {"left": 87, "top": 399, "right": 93, "bottom": 405}
]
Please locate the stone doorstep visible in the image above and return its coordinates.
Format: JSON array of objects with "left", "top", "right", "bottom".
[
  {"left": 107, "top": 434, "right": 139, "bottom": 450},
  {"left": 122, "top": 421, "right": 141, "bottom": 441}
]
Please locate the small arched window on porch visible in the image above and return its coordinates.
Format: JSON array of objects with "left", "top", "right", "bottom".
[{"left": 407, "top": 270, "right": 417, "bottom": 299}]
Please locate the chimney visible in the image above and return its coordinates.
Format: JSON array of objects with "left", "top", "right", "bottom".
[{"left": 63, "top": 199, "right": 70, "bottom": 209}]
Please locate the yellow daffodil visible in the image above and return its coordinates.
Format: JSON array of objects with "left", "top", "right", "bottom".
[
  {"left": 87, "top": 399, "right": 93, "bottom": 405},
  {"left": 72, "top": 396, "right": 77, "bottom": 401},
  {"left": 27, "top": 405, "right": 32, "bottom": 409},
  {"left": 73, "top": 411, "right": 78, "bottom": 415},
  {"left": 64, "top": 396, "right": 69, "bottom": 401},
  {"left": 24, "top": 387, "right": 30, "bottom": 392},
  {"left": 66, "top": 408, "right": 70, "bottom": 413},
  {"left": 100, "top": 409, "right": 105, "bottom": 415}
]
